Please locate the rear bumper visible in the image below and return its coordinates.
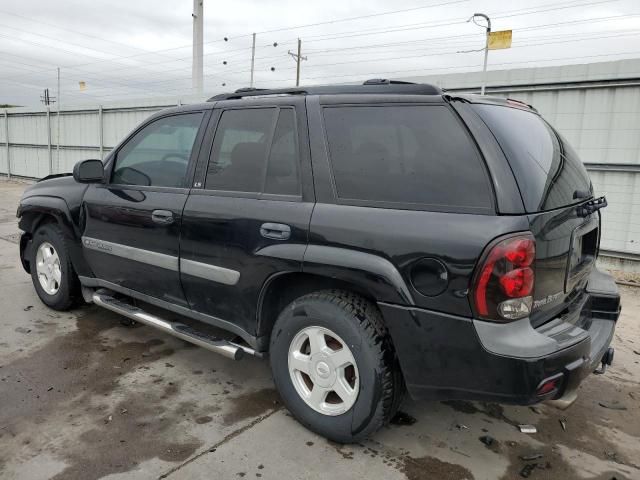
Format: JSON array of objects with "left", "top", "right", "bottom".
[{"left": 381, "top": 268, "right": 620, "bottom": 404}]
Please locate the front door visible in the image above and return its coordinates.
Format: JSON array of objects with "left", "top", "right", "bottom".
[
  {"left": 180, "top": 98, "right": 314, "bottom": 336},
  {"left": 82, "top": 110, "right": 208, "bottom": 307}
]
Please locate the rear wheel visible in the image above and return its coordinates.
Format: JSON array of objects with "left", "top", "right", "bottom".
[
  {"left": 270, "top": 290, "right": 403, "bottom": 443},
  {"left": 30, "top": 223, "right": 80, "bottom": 310}
]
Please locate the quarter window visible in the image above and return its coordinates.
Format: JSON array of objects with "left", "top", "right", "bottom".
[
  {"left": 322, "top": 106, "right": 492, "bottom": 211},
  {"left": 112, "top": 113, "right": 203, "bottom": 188},
  {"left": 205, "top": 108, "right": 300, "bottom": 195}
]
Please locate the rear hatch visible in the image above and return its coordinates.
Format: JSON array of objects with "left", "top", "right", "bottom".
[{"left": 472, "top": 102, "right": 601, "bottom": 327}]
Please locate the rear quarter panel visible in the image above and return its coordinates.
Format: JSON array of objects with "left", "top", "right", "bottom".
[{"left": 305, "top": 204, "right": 528, "bottom": 315}]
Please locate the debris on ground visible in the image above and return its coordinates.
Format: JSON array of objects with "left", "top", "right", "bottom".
[
  {"left": 120, "top": 409, "right": 128, "bottom": 415},
  {"left": 518, "top": 425, "right": 537, "bottom": 434},
  {"left": 529, "top": 406, "right": 542, "bottom": 414},
  {"left": 456, "top": 424, "right": 469, "bottom": 430},
  {"left": 104, "top": 415, "right": 113, "bottom": 424},
  {"left": 519, "top": 462, "right": 551, "bottom": 478},
  {"left": 559, "top": 419, "right": 567, "bottom": 431},
  {"left": 519, "top": 452, "right": 544, "bottom": 461},
  {"left": 599, "top": 401, "right": 628, "bottom": 411},
  {"left": 390, "top": 411, "right": 417, "bottom": 426},
  {"left": 519, "top": 463, "right": 537, "bottom": 478},
  {"left": 23, "top": 306, "right": 32, "bottom": 311},
  {"left": 46, "top": 386, "right": 53, "bottom": 392},
  {"left": 479, "top": 435, "right": 495, "bottom": 447}
]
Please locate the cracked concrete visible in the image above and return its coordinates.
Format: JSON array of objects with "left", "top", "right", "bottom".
[{"left": 0, "top": 180, "right": 639, "bottom": 480}]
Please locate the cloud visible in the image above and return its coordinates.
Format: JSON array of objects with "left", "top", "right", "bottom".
[{"left": 1, "top": 0, "right": 639, "bottom": 106}]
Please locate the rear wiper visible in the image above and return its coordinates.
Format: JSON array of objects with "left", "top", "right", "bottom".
[
  {"left": 573, "top": 189, "right": 591, "bottom": 200},
  {"left": 577, "top": 196, "right": 607, "bottom": 217}
]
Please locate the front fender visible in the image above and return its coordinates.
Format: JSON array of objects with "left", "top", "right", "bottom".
[
  {"left": 302, "top": 245, "right": 414, "bottom": 305},
  {"left": 18, "top": 196, "right": 93, "bottom": 277}
]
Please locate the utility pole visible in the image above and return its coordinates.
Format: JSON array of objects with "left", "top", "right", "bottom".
[
  {"left": 192, "top": 0, "right": 204, "bottom": 95},
  {"left": 469, "top": 13, "right": 491, "bottom": 95},
  {"left": 40, "top": 88, "right": 57, "bottom": 106},
  {"left": 288, "top": 38, "right": 307, "bottom": 87},
  {"left": 250, "top": 33, "right": 256, "bottom": 88}
]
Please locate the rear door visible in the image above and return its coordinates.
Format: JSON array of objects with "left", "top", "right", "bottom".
[
  {"left": 179, "top": 97, "right": 314, "bottom": 336},
  {"left": 82, "top": 110, "right": 208, "bottom": 306},
  {"left": 471, "top": 103, "right": 598, "bottom": 326}
]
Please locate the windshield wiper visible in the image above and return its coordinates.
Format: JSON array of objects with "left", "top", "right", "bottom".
[{"left": 577, "top": 196, "right": 607, "bottom": 217}]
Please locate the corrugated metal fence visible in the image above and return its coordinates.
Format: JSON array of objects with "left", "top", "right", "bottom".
[
  {"left": 0, "top": 102, "right": 180, "bottom": 178},
  {"left": 3, "top": 61, "right": 640, "bottom": 266}
]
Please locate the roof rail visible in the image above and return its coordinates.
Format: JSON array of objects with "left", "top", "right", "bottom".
[
  {"left": 207, "top": 80, "right": 442, "bottom": 101},
  {"left": 362, "top": 79, "right": 416, "bottom": 85},
  {"left": 208, "top": 88, "right": 308, "bottom": 101}
]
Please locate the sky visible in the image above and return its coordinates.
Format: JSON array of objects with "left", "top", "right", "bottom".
[{"left": 1, "top": 0, "right": 640, "bottom": 106}]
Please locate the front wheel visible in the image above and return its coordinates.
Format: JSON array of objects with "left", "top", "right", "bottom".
[
  {"left": 30, "top": 223, "right": 80, "bottom": 311},
  {"left": 270, "top": 290, "right": 403, "bottom": 443}
]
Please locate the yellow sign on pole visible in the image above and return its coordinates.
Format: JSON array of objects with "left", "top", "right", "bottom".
[{"left": 488, "top": 30, "right": 512, "bottom": 50}]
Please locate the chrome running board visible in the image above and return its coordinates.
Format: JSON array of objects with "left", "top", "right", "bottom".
[{"left": 92, "top": 290, "right": 253, "bottom": 360}]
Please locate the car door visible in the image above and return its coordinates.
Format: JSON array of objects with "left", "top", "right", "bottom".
[
  {"left": 81, "top": 109, "right": 209, "bottom": 307},
  {"left": 180, "top": 97, "right": 314, "bottom": 337}
]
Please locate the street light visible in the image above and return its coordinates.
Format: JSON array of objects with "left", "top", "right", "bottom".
[{"left": 469, "top": 13, "right": 491, "bottom": 96}]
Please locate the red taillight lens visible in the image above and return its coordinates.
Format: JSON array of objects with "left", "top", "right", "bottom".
[
  {"left": 500, "top": 268, "right": 534, "bottom": 297},
  {"left": 504, "top": 239, "right": 535, "bottom": 267},
  {"left": 472, "top": 233, "right": 536, "bottom": 322}
]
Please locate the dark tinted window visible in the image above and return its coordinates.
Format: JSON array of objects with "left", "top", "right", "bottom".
[
  {"left": 206, "top": 108, "right": 300, "bottom": 195},
  {"left": 112, "top": 113, "right": 203, "bottom": 188},
  {"left": 322, "top": 106, "right": 492, "bottom": 210},
  {"left": 265, "top": 109, "right": 299, "bottom": 195},
  {"left": 473, "top": 104, "right": 592, "bottom": 212}
]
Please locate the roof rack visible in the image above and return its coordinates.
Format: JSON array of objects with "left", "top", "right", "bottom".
[{"left": 207, "top": 79, "right": 442, "bottom": 101}]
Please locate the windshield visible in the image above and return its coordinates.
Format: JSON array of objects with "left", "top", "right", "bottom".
[{"left": 473, "top": 104, "right": 592, "bottom": 212}]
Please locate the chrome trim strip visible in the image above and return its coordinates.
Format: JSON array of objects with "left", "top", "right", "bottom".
[
  {"left": 82, "top": 236, "right": 178, "bottom": 271},
  {"left": 180, "top": 258, "right": 240, "bottom": 286}
]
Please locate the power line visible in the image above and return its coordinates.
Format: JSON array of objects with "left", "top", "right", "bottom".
[
  {"left": 300, "top": 0, "right": 622, "bottom": 43},
  {"left": 9, "top": 22, "right": 639, "bottom": 99}
]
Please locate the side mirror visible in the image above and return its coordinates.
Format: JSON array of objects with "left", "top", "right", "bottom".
[{"left": 73, "top": 159, "right": 104, "bottom": 183}]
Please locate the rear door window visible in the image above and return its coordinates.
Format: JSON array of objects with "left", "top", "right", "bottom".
[
  {"left": 322, "top": 105, "right": 492, "bottom": 212},
  {"left": 205, "top": 108, "right": 300, "bottom": 196},
  {"left": 472, "top": 104, "right": 592, "bottom": 212}
]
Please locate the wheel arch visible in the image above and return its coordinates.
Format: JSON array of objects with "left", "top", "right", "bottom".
[
  {"left": 256, "top": 267, "right": 405, "bottom": 353},
  {"left": 18, "top": 196, "right": 92, "bottom": 277}
]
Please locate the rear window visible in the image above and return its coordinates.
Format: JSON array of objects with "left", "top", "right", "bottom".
[
  {"left": 473, "top": 104, "right": 592, "bottom": 212},
  {"left": 322, "top": 105, "right": 492, "bottom": 212}
]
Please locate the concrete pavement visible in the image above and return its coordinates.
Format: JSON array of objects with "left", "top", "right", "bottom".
[{"left": 0, "top": 179, "right": 638, "bottom": 480}]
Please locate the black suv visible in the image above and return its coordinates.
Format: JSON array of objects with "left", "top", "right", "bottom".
[{"left": 17, "top": 81, "right": 620, "bottom": 443}]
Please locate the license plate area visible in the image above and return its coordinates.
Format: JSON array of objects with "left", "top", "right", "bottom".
[{"left": 565, "top": 219, "right": 598, "bottom": 293}]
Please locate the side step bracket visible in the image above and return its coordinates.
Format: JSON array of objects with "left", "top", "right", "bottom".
[{"left": 92, "top": 290, "right": 255, "bottom": 360}]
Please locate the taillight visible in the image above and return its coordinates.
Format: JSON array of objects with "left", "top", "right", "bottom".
[{"left": 471, "top": 233, "right": 535, "bottom": 322}]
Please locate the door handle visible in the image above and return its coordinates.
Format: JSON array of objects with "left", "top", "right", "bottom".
[
  {"left": 260, "top": 223, "right": 291, "bottom": 241},
  {"left": 151, "top": 210, "right": 174, "bottom": 225}
]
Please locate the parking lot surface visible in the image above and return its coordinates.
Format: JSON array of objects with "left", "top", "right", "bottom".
[{"left": 0, "top": 180, "right": 639, "bottom": 480}]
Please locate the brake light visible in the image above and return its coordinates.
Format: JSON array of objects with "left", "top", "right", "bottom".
[{"left": 472, "top": 233, "right": 536, "bottom": 322}]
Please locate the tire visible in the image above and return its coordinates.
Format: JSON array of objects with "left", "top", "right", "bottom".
[
  {"left": 29, "top": 223, "right": 80, "bottom": 311},
  {"left": 270, "top": 290, "right": 403, "bottom": 443}
]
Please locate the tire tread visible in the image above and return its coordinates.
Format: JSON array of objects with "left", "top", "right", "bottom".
[{"left": 286, "top": 289, "right": 403, "bottom": 439}]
